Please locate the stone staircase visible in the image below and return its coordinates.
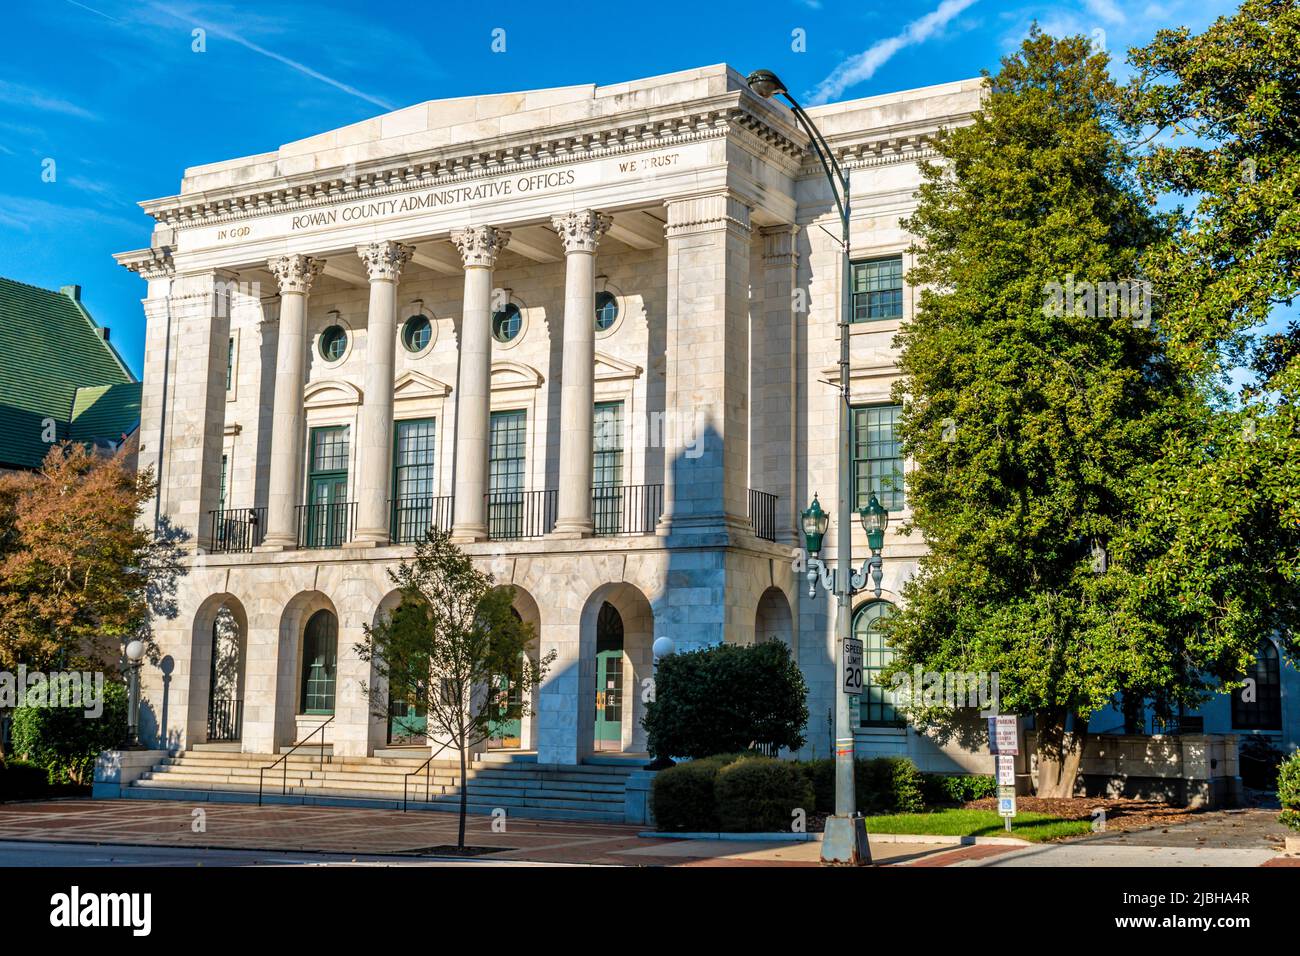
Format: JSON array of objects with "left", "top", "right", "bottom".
[{"left": 121, "top": 749, "right": 638, "bottom": 823}]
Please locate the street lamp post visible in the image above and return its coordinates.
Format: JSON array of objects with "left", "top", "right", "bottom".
[
  {"left": 125, "top": 639, "right": 145, "bottom": 748},
  {"left": 749, "top": 68, "right": 881, "bottom": 865},
  {"left": 646, "top": 636, "right": 677, "bottom": 771}
]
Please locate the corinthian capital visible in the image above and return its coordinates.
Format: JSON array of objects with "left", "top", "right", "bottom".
[
  {"left": 551, "top": 209, "right": 613, "bottom": 254},
  {"left": 450, "top": 225, "right": 510, "bottom": 269},
  {"left": 266, "top": 254, "right": 324, "bottom": 295},
  {"left": 356, "top": 240, "right": 414, "bottom": 282}
]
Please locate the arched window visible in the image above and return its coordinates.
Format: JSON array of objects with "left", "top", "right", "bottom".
[
  {"left": 300, "top": 609, "right": 338, "bottom": 714},
  {"left": 1232, "top": 639, "right": 1282, "bottom": 730},
  {"left": 594, "top": 602, "right": 624, "bottom": 751},
  {"left": 854, "top": 600, "right": 901, "bottom": 727}
]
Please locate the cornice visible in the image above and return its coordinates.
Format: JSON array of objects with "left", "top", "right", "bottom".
[{"left": 139, "top": 94, "right": 807, "bottom": 231}]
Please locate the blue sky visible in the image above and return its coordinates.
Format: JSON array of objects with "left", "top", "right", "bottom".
[{"left": 0, "top": 0, "right": 1249, "bottom": 377}]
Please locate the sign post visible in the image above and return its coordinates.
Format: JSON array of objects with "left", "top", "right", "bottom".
[{"left": 989, "top": 715, "right": 1019, "bottom": 832}]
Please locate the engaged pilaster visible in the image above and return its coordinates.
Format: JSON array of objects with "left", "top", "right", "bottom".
[
  {"left": 756, "top": 224, "right": 800, "bottom": 544},
  {"left": 550, "top": 209, "right": 613, "bottom": 538},
  {"left": 261, "top": 254, "right": 324, "bottom": 550},
  {"left": 351, "top": 240, "right": 414, "bottom": 546},
  {"left": 449, "top": 225, "right": 510, "bottom": 543}
]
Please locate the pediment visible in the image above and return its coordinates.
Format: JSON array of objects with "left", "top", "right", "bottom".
[
  {"left": 393, "top": 370, "right": 452, "bottom": 400},
  {"left": 594, "top": 351, "right": 643, "bottom": 382},
  {"left": 490, "top": 361, "right": 544, "bottom": 392},
  {"left": 303, "top": 378, "right": 363, "bottom": 409}
]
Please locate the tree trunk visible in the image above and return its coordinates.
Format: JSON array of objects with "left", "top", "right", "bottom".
[
  {"left": 457, "top": 741, "right": 468, "bottom": 849},
  {"left": 1035, "top": 712, "right": 1089, "bottom": 798}
]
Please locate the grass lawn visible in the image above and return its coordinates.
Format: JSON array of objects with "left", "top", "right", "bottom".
[{"left": 860, "top": 809, "right": 1091, "bottom": 843}]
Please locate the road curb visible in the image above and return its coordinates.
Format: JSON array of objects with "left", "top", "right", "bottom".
[{"left": 639, "top": 831, "right": 1031, "bottom": 846}]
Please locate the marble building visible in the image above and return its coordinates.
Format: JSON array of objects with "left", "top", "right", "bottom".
[{"left": 114, "top": 65, "right": 990, "bottom": 770}]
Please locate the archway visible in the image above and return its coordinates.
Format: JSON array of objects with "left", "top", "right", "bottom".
[
  {"left": 188, "top": 594, "right": 248, "bottom": 745},
  {"left": 755, "top": 586, "right": 794, "bottom": 649},
  {"left": 275, "top": 591, "right": 338, "bottom": 750},
  {"left": 578, "top": 582, "right": 654, "bottom": 756},
  {"left": 486, "top": 585, "right": 542, "bottom": 751}
]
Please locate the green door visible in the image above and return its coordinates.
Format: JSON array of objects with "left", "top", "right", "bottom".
[
  {"left": 308, "top": 474, "right": 348, "bottom": 547},
  {"left": 487, "top": 671, "right": 522, "bottom": 749},
  {"left": 593, "top": 602, "right": 624, "bottom": 751}
]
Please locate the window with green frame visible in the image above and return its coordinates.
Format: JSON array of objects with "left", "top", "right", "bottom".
[
  {"left": 392, "top": 419, "right": 436, "bottom": 542},
  {"left": 592, "top": 401, "right": 625, "bottom": 534},
  {"left": 225, "top": 337, "right": 234, "bottom": 391},
  {"left": 855, "top": 600, "right": 901, "bottom": 727},
  {"left": 306, "top": 426, "right": 350, "bottom": 547},
  {"left": 488, "top": 410, "right": 526, "bottom": 538},
  {"left": 300, "top": 608, "right": 338, "bottom": 714},
  {"left": 218, "top": 454, "right": 228, "bottom": 511},
  {"left": 851, "top": 256, "right": 904, "bottom": 322},
  {"left": 851, "top": 404, "right": 904, "bottom": 511}
]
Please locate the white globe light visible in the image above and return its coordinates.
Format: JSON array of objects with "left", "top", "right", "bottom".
[
  {"left": 125, "top": 640, "right": 145, "bottom": 662},
  {"left": 652, "top": 636, "right": 676, "bottom": 659}
]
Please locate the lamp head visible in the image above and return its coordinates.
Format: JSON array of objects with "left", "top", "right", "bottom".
[
  {"left": 746, "top": 69, "right": 787, "bottom": 100},
  {"left": 125, "top": 639, "right": 145, "bottom": 663},
  {"left": 652, "top": 636, "right": 676, "bottom": 659},
  {"left": 801, "top": 494, "right": 830, "bottom": 556},
  {"left": 859, "top": 492, "right": 889, "bottom": 553}
]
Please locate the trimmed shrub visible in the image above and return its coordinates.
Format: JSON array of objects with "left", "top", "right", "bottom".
[
  {"left": 10, "top": 680, "right": 128, "bottom": 786},
  {"left": 650, "top": 754, "right": 733, "bottom": 831},
  {"left": 715, "top": 756, "right": 815, "bottom": 833},
  {"left": 0, "top": 758, "right": 53, "bottom": 801},
  {"left": 921, "top": 773, "right": 998, "bottom": 805},
  {"left": 802, "top": 756, "right": 925, "bottom": 814},
  {"left": 1278, "top": 751, "right": 1300, "bottom": 833},
  {"left": 644, "top": 641, "right": 808, "bottom": 760}
]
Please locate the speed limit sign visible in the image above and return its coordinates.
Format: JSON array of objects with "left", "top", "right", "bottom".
[{"left": 843, "top": 637, "right": 864, "bottom": 695}]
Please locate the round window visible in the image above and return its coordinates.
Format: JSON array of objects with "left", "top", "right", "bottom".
[
  {"left": 319, "top": 325, "right": 348, "bottom": 362},
  {"left": 492, "top": 303, "right": 522, "bottom": 343},
  {"left": 402, "top": 315, "right": 432, "bottom": 353},
  {"left": 594, "top": 291, "right": 619, "bottom": 332}
]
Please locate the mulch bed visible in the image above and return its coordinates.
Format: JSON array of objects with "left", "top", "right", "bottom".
[{"left": 962, "top": 795, "right": 1198, "bottom": 832}]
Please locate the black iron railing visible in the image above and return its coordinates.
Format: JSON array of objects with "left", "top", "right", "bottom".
[
  {"left": 749, "top": 489, "right": 778, "bottom": 542},
  {"left": 486, "top": 490, "right": 557, "bottom": 540},
  {"left": 296, "top": 502, "right": 356, "bottom": 549},
  {"left": 389, "top": 495, "right": 455, "bottom": 544},
  {"left": 208, "top": 507, "right": 266, "bottom": 553},
  {"left": 207, "top": 697, "right": 243, "bottom": 742},
  {"left": 403, "top": 738, "right": 456, "bottom": 812},
  {"left": 592, "top": 483, "right": 664, "bottom": 536},
  {"left": 258, "top": 715, "right": 333, "bottom": 806}
]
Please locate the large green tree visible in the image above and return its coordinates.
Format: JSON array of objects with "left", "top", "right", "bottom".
[
  {"left": 357, "top": 530, "right": 552, "bottom": 848},
  {"left": 884, "top": 29, "right": 1192, "bottom": 796}
]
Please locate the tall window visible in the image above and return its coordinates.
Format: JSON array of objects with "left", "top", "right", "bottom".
[
  {"left": 218, "top": 454, "right": 228, "bottom": 511},
  {"left": 488, "top": 410, "right": 526, "bottom": 538},
  {"left": 225, "top": 337, "right": 234, "bottom": 391},
  {"left": 851, "top": 256, "right": 904, "bottom": 322},
  {"left": 855, "top": 600, "right": 901, "bottom": 727},
  {"left": 306, "top": 426, "right": 349, "bottom": 547},
  {"left": 300, "top": 609, "right": 338, "bottom": 714},
  {"left": 852, "top": 405, "right": 904, "bottom": 511},
  {"left": 592, "top": 401, "right": 625, "bottom": 534},
  {"left": 1232, "top": 639, "right": 1283, "bottom": 730},
  {"left": 392, "top": 419, "right": 436, "bottom": 543}
]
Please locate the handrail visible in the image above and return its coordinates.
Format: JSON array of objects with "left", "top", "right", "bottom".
[
  {"left": 402, "top": 738, "right": 458, "bottom": 812},
  {"left": 258, "top": 715, "right": 335, "bottom": 806}
]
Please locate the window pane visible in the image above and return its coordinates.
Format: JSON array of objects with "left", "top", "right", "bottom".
[
  {"left": 489, "top": 411, "right": 526, "bottom": 494},
  {"left": 851, "top": 405, "right": 904, "bottom": 511},
  {"left": 310, "top": 426, "right": 349, "bottom": 474},
  {"left": 855, "top": 601, "right": 900, "bottom": 726},
  {"left": 851, "top": 256, "right": 903, "bottom": 321},
  {"left": 593, "top": 402, "right": 625, "bottom": 534},
  {"left": 394, "top": 419, "right": 436, "bottom": 499}
]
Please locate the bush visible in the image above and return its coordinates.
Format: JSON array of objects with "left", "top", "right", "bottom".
[
  {"left": 1277, "top": 751, "right": 1300, "bottom": 833},
  {"left": 921, "top": 773, "right": 998, "bottom": 805},
  {"left": 801, "top": 756, "right": 925, "bottom": 814},
  {"left": 650, "top": 755, "right": 732, "bottom": 832},
  {"left": 0, "top": 758, "right": 53, "bottom": 801},
  {"left": 10, "top": 679, "right": 128, "bottom": 785},
  {"left": 715, "top": 756, "right": 815, "bottom": 833},
  {"left": 644, "top": 642, "right": 808, "bottom": 760}
]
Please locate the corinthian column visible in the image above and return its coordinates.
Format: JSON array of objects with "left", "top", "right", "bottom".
[
  {"left": 351, "top": 240, "right": 414, "bottom": 546},
  {"left": 261, "top": 254, "right": 324, "bottom": 550},
  {"left": 550, "top": 210, "right": 612, "bottom": 538},
  {"left": 449, "top": 225, "right": 510, "bottom": 543}
]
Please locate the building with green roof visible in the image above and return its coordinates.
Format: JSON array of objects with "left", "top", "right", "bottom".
[{"left": 0, "top": 277, "right": 141, "bottom": 470}]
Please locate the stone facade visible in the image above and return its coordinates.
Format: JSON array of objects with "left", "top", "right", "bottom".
[{"left": 114, "top": 65, "right": 990, "bottom": 766}]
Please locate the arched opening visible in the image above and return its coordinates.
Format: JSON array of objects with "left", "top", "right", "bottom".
[
  {"left": 1232, "top": 638, "right": 1283, "bottom": 731},
  {"left": 854, "top": 600, "right": 902, "bottom": 728},
  {"left": 577, "top": 582, "right": 654, "bottom": 758},
  {"left": 755, "top": 586, "right": 794, "bottom": 649},
  {"left": 487, "top": 586, "right": 542, "bottom": 751},
  {"left": 188, "top": 594, "right": 248, "bottom": 747},
  {"left": 594, "top": 602, "right": 625, "bottom": 752},
  {"left": 300, "top": 609, "right": 339, "bottom": 715}
]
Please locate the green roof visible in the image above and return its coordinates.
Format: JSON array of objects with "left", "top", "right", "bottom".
[{"left": 0, "top": 276, "right": 137, "bottom": 468}]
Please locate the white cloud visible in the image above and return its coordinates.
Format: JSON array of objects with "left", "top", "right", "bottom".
[
  {"left": 0, "top": 81, "right": 99, "bottom": 121},
  {"left": 808, "top": 0, "right": 981, "bottom": 104},
  {"left": 1084, "top": 0, "right": 1127, "bottom": 24}
]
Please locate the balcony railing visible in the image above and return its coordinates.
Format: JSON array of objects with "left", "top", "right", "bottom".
[
  {"left": 592, "top": 483, "right": 664, "bottom": 536},
  {"left": 296, "top": 501, "right": 356, "bottom": 549},
  {"left": 389, "top": 495, "right": 455, "bottom": 544},
  {"left": 207, "top": 697, "right": 243, "bottom": 742},
  {"left": 486, "top": 490, "right": 557, "bottom": 540},
  {"left": 748, "top": 489, "right": 778, "bottom": 542},
  {"left": 208, "top": 507, "right": 267, "bottom": 553}
]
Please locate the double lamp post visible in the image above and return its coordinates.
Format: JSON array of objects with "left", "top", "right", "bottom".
[{"left": 747, "top": 69, "right": 890, "bottom": 866}]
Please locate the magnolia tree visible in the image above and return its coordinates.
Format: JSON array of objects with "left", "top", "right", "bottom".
[{"left": 357, "top": 530, "right": 552, "bottom": 848}]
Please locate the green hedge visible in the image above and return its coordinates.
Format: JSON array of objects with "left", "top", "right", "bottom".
[
  {"left": 653, "top": 753, "right": 932, "bottom": 832},
  {"left": 921, "top": 772, "right": 998, "bottom": 805},
  {"left": 10, "top": 679, "right": 128, "bottom": 786},
  {"left": 0, "top": 758, "right": 56, "bottom": 801},
  {"left": 1278, "top": 751, "right": 1300, "bottom": 833}
]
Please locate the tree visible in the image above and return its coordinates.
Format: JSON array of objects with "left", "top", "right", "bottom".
[
  {"left": 643, "top": 641, "right": 808, "bottom": 760},
  {"left": 0, "top": 444, "right": 169, "bottom": 674},
  {"left": 356, "top": 530, "right": 552, "bottom": 848},
  {"left": 883, "top": 29, "right": 1188, "bottom": 796}
]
